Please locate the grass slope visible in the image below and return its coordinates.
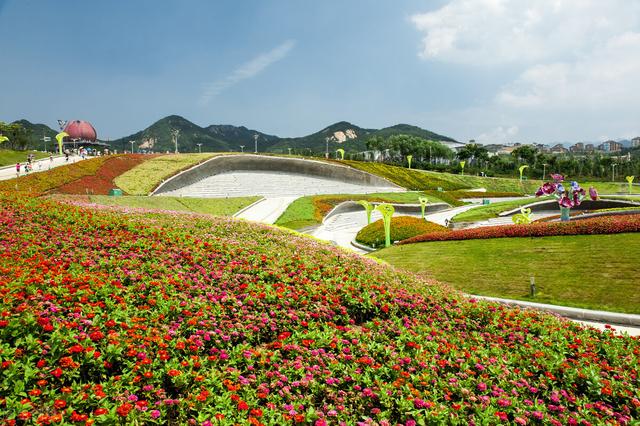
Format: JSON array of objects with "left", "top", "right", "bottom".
[
  {"left": 340, "top": 160, "right": 541, "bottom": 192},
  {"left": 275, "top": 192, "right": 445, "bottom": 230},
  {"left": 452, "top": 197, "right": 550, "bottom": 223},
  {"left": 0, "top": 149, "right": 50, "bottom": 167},
  {"left": 372, "top": 233, "right": 640, "bottom": 314},
  {"left": 84, "top": 195, "right": 260, "bottom": 216},
  {"left": 114, "top": 153, "right": 217, "bottom": 195}
]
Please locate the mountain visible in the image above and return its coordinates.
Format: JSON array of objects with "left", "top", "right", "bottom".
[
  {"left": 268, "top": 121, "right": 376, "bottom": 154},
  {"left": 11, "top": 120, "right": 58, "bottom": 150},
  {"left": 13, "top": 114, "right": 458, "bottom": 154},
  {"left": 369, "top": 124, "right": 457, "bottom": 142},
  {"left": 109, "top": 115, "right": 278, "bottom": 153}
]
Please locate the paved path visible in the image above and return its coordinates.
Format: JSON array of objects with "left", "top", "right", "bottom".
[
  {"left": 0, "top": 154, "right": 81, "bottom": 181},
  {"left": 235, "top": 196, "right": 298, "bottom": 224},
  {"left": 162, "top": 170, "right": 402, "bottom": 224}
]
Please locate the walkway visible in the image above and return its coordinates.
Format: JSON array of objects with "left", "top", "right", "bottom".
[{"left": 0, "top": 154, "right": 81, "bottom": 181}]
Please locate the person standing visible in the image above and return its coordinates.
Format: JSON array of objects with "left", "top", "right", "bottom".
[
  {"left": 49, "top": 154, "right": 53, "bottom": 170},
  {"left": 15, "top": 162, "right": 20, "bottom": 177}
]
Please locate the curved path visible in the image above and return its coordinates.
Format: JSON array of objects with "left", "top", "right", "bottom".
[{"left": 0, "top": 154, "right": 81, "bottom": 181}]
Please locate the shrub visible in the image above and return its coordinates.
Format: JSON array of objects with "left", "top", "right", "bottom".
[
  {"left": 356, "top": 215, "right": 448, "bottom": 248},
  {"left": 402, "top": 214, "right": 640, "bottom": 244}
]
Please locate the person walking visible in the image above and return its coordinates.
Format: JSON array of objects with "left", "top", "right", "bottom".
[
  {"left": 15, "top": 162, "right": 20, "bottom": 177},
  {"left": 49, "top": 154, "right": 53, "bottom": 170}
]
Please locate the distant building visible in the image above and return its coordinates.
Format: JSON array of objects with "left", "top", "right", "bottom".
[
  {"left": 570, "top": 142, "right": 584, "bottom": 153},
  {"left": 585, "top": 143, "right": 595, "bottom": 152},
  {"left": 550, "top": 144, "right": 568, "bottom": 154},
  {"left": 598, "top": 140, "right": 623, "bottom": 152},
  {"left": 632, "top": 137, "right": 640, "bottom": 148}
]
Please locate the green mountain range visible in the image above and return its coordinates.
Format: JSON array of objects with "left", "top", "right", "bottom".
[{"left": 11, "top": 115, "right": 457, "bottom": 153}]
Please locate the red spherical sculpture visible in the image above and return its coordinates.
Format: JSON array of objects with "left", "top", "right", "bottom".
[{"left": 63, "top": 120, "right": 97, "bottom": 141}]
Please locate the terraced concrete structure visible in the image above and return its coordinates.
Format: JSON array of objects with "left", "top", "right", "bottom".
[{"left": 153, "top": 154, "right": 403, "bottom": 198}]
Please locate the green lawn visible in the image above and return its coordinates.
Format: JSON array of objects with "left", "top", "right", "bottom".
[
  {"left": 371, "top": 233, "right": 640, "bottom": 314},
  {"left": 114, "top": 153, "right": 217, "bottom": 195},
  {"left": 275, "top": 191, "right": 445, "bottom": 230},
  {"left": 87, "top": 195, "right": 260, "bottom": 216},
  {"left": 452, "top": 197, "right": 552, "bottom": 223},
  {"left": 583, "top": 181, "right": 640, "bottom": 194},
  {"left": 341, "top": 160, "right": 541, "bottom": 193},
  {"left": 0, "top": 149, "right": 51, "bottom": 167}
]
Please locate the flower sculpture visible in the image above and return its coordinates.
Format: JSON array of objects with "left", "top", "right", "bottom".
[
  {"left": 535, "top": 174, "right": 597, "bottom": 221},
  {"left": 512, "top": 207, "right": 533, "bottom": 224}
]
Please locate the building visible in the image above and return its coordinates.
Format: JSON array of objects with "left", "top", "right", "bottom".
[
  {"left": 632, "top": 137, "right": 640, "bottom": 148},
  {"left": 550, "top": 144, "right": 568, "bottom": 154},
  {"left": 569, "top": 142, "right": 584, "bottom": 153},
  {"left": 585, "top": 143, "right": 595, "bottom": 152},
  {"left": 598, "top": 140, "right": 623, "bottom": 152}
]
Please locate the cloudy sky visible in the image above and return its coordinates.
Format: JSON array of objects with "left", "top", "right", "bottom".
[{"left": 1, "top": 0, "right": 639, "bottom": 143}]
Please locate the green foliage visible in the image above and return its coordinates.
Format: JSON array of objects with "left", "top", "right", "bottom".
[
  {"left": 372, "top": 233, "right": 640, "bottom": 313},
  {"left": 114, "top": 153, "right": 217, "bottom": 195},
  {"left": 356, "top": 216, "right": 448, "bottom": 248},
  {"left": 0, "top": 121, "right": 31, "bottom": 150}
]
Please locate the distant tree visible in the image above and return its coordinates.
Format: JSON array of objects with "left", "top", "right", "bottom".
[
  {"left": 0, "top": 121, "right": 30, "bottom": 150},
  {"left": 457, "top": 143, "right": 488, "bottom": 166},
  {"left": 511, "top": 145, "right": 538, "bottom": 164}
]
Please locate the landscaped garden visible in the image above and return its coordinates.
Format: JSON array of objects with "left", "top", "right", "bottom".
[
  {"left": 0, "top": 149, "right": 51, "bottom": 167},
  {"left": 355, "top": 216, "right": 448, "bottom": 249},
  {"left": 1, "top": 192, "right": 639, "bottom": 425},
  {"left": 372, "top": 232, "right": 640, "bottom": 314}
]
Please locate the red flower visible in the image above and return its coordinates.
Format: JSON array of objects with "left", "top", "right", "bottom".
[
  {"left": 54, "top": 399, "right": 66, "bottom": 409},
  {"left": 495, "top": 411, "right": 508, "bottom": 421},
  {"left": 116, "top": 403, "right": 132, "bottom": 417},
  {"left": 51, "top": 368, "right": 63, "bottom": 378},
  {"left": 89, "top": 331, "right": 104, "bottom": 341},
  {"left": 237, "top": 400, "right": 249, "bottom": 410},
  {"left": 94, "top": 408, "right": 108, "bottom": 416},
  {"left": 167, "top": 369, "right": 181, "bottom": 377}
]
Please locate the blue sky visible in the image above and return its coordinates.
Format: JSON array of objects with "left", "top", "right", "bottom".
[{"left": 1, "top": 0, "right": 639, "bottom": 143}]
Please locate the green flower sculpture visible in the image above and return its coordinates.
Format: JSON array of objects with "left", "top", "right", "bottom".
[
  {"left": 375, "top": 203, "right": 395, "bottom": 248},
  {"left": 357, "top": 200, "right": 374, "bottom": 224},
  {"left": 418, "top": 196, "right": 429, "bottom": 219}
]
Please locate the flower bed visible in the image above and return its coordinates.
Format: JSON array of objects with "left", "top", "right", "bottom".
[
  {"left": 1, "top": 193, "right": 639, "bottom": 424},
  {"left": 356, "top": 216, "right": 448, "bottom": 248},
  {"left": 0, "top": 157, "right": 109, "bottom": 194},
  {"left": 56, "top": 154, "right": 155, "bottom": 195},
  {"left": 402, "top": 214, "right": 640, "bottom": 244}
]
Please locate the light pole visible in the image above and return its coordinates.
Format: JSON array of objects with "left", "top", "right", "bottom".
[
  {"left": 612, "top": 163, "right": 617, "bottom": 182},
  {"left": 196, "top": 143, "right": 202, "bottom": 153},
  {"left": 129, "top": 140, "right": 135, "bottom": 154},
  {"left": 287, "top": 148, "right": 292, "bottom": 155},
  {"left": 325, "top": 137, "right": 331, "bottom": 158},
  {"left": 240, "top": 145, "right": 245, "bottom": 153},
  {"left": 42, "top": 135, "right": 50, "bottom": 152},
  {"left": 542, "top": 163, "right": 548, "bottom": 181},
  {"left": 253, "top": 134, "right": 258, "bottom": 153},
  {"left": 171, "top": 129, "right": 180, "bottom": 154}
]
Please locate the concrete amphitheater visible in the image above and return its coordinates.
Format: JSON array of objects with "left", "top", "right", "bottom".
[{"left": 152, "top": 155, "right": 404, "bottom": 223}]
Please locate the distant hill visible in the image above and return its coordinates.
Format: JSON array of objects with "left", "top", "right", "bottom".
[
  {"left": 13, "top": 115, "right": 458, "bottom": 153},
  {"left": 11, "top": 120, "right": 57, "bottom": 150},
  {"left": 110, "top": 115, "right": 279, "bottom": 153}
]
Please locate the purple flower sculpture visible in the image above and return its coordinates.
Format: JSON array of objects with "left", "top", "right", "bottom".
[{"left": 536, "top": 175, "right": 590, "bottom": 221}]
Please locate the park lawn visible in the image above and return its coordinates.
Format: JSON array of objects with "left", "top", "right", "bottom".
[
  {"left": 0, "top": 149, "right": 51, "bottom": 166},
  {"left": 340, "top": 160, "right": 541, "bottom": 193},
  {"left": 452, "top": 197, "right": 551, "bottom": 223},
  {"left": 371, "top": 233, "right": 640, "bottom": 314},
  {"left": 583, "top": 181, "right": 640, "bottom": 194},
  {"left": 275, "top": 192, "right": 445, "bottom": 230},
  {"left": 114, "top": 153, "right": 217, "bottom": 195},
  {"left": 87, "top": 195, "right": 260, "bottom": 216}
]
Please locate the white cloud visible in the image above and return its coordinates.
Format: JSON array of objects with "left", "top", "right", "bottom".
[
  {"left": 411, "top": 1, "right": 640, "bottom": 142},
  {"left": 200, "top": 40, "right": 295, "bottom": 105},
  {"left": 411, "top": 0, "right": 640, "bottom": 65},
  {"left": 475, "top": 125, "right": 519, "bottom": 144},
  {"left": 498, "top": 32, "right": 640, "bottom": 109}
]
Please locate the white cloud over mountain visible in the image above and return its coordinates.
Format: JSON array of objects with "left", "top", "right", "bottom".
[{"left": 412, "top": 0, "right": 640, "bottom": 141}]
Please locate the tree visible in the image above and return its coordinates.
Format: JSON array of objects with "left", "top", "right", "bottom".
[
  {"left": 511, "top": 145, "right": 538, "bottom": 164},
  {"left": 0, "top": 121, "right": 31, "bottom": 150}
]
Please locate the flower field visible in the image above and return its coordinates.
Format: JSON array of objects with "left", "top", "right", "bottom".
[
  {"left": 56, "top": 155, "right": 155, "bottom": 195},
  {"left": 356, "top": 217, "right": 448, "bottom": 248},
  {"left": 1, "top": 193, "right": 639, "bottom": 425},
  {"left": 402, "top": 214, "right": 640, "bottom": 244}
]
